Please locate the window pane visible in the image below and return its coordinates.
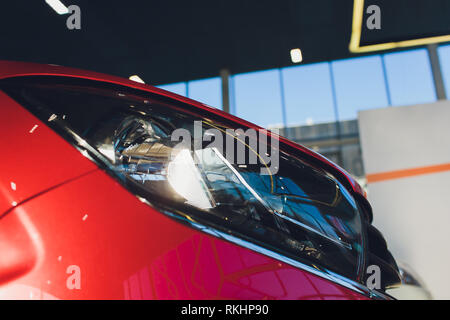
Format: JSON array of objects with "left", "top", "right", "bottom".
[
  {"left": 384, "top": 49, "right": 436, "bottom": 106},
  {"left": 332, "top": 56, "right": 388, "bottom": 120},
  {"left": 438, "top": 44, "right": 450, "bottom": 98},
  {"left": 282, "top": 62, "right": 336, "bottom": 126},
  {"left": 233, "top": 69, "right": 283, "bottom": 128},
  {"left": 188, "top": 77, "right": 222, "bottom": 109},
  {"left": 156, "top": 82, "right": 187, "bottom": 97}
]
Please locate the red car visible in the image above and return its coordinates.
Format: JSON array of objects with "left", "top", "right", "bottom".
[{"left": 0, "top": 61, "right": 400, "bottom": 300}]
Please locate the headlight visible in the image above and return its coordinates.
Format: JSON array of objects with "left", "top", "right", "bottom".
[{"left": 1, "top": 77, "right": 367, "bottom": 283}]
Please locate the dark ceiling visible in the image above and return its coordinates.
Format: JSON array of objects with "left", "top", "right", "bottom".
[{"left": 0, "top": 0, "right": 449, "bottom": 85}]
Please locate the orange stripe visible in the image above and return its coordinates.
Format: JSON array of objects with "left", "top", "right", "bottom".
[{"left": 366, "top": 163, "right": 450, "bottom": 183}]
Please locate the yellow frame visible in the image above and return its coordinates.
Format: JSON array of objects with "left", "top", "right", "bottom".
[{"left": 349, "top": 0, "right": 450, "bottom": 53}]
